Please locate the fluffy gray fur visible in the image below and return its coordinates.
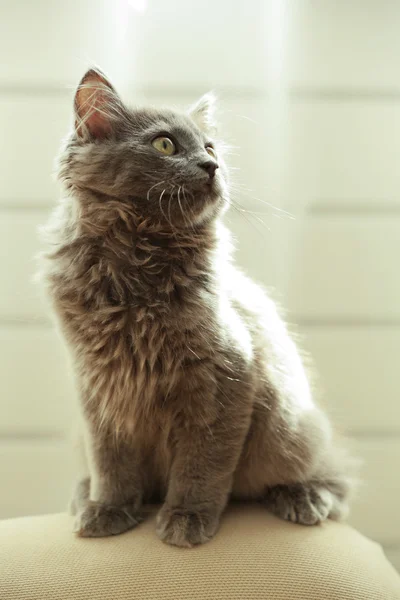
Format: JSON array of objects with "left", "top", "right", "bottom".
[{"left": 39, "top": 68, "right": 354, "bottom": 547}]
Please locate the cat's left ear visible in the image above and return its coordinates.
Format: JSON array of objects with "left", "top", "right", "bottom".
[
  {"left": 74, "top": 68, "right": 124, "bottom": 139},
  {"left": 188, "top": 92, "right": 217, "bottom": 134}
]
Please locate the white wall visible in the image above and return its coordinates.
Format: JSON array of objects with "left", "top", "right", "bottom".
[{"left": 0, "top": 0, "right": 399, "bottom": 571}]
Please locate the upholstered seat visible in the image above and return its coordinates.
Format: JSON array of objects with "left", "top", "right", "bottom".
[{"left": 1, "top": 504, "right": 399, "bottom": 599}]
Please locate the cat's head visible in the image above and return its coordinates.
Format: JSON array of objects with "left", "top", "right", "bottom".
[{"left": 58, "top": 68, "right": 229, "bottom": 228}]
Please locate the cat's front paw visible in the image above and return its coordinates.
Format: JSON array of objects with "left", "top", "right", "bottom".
[
  {"left": 74, "top": 502, "right": 143, "bottom": 537},
  {"left": 156, "top": 504, "right": 220, "bottom": 548}
]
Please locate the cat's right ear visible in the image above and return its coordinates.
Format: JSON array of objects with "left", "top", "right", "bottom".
[
  {"left": 74, "top": 68, "right": 124, "bottom": 140},
  {"left": 188, "top": 92, "right": 217, "bottom": 135}
]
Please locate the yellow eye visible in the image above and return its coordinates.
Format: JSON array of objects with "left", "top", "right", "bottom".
[
  {"left": 152, "top": 136, "right": 176, "bottom": 156},
  {"left": 205, "top": 145, "right": 217, "bottom": 159}
]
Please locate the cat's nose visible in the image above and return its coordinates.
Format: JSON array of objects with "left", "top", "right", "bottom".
[{"left": 199, "top": 160, "right": 219, "bottom": 179}]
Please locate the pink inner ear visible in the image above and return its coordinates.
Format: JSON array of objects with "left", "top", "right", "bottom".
[{"left": 75, "top": 78, "right": 114, "bottom": 139}]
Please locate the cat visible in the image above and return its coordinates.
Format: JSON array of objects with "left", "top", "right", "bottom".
[{"left": 39, "top": 68, "right": 354, "bottom": 547}]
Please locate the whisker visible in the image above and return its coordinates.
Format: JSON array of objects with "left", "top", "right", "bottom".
[
  {"left": 230, "top": 184, "right": 295, "bottom": 219},
  {"left": 167, "top": 187, "right": 174, "bottom": 228},
  {"left": 158, "top": 188, "right": 169, "bottom": 223},
  {"left": 181, "top": 186, "right": 197, "bottom": 228},
  {"left": 228, "top": 198, "right": 270, "bottom": 237},
  {"left": 147, "top": 179, "right": 167, "bottom": 202},
  {"left": 177, "top": 186, "right": 189, "bottom": 229}
]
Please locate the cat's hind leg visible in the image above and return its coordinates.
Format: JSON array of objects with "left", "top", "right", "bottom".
[
  {"left": 261, "top": 449, "right": 355, "bottom": 525},
  {"left": 262, "top": 478, "right": 348, "bottom": 525},
  {"left": 234, "top": 398, "right": 355, "bottom": 525}
]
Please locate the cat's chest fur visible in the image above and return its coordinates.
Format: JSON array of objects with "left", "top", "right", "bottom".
[{"left": 50, "top": 237, "right": 218, "bottom": 436}]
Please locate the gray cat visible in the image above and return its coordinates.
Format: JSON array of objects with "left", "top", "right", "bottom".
[{"left": 39, "top": 68, "right": 354, "bottom": 547}]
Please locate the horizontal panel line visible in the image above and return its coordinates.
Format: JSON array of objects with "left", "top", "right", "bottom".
[
  {"left": 139, "top": 85, "right": 266, "bottom": 99},
  {"left": 0, "top": 203, "right": 52, "bottom": 212},
  {"left": 308, "top": 203, "right": 400, "bottom": 216},
  {"left": 0, "top": 429, "right": 398, "bottom": 442},
  {"left": 0, "top": 317, "right": 51, "bottom": 327},
  {"left": 144, "top": 86, "right": 400, "bottom": 101},
  {"left": 1, "top": 203, "right": 400, "bottom": 217},
  {"left": 1, "top": 317, "right": 400, "bottom": 330},
  {"left": 295, "top": 318, "right": 400, "bottom": 328},
  {"left": 0, "top": 84, "right": 73, "bottom": 97},
  {"left": 0, "top": 432, "right": 65, "bottom": 442},
  {"left": 291, "top": 87, "right": 400, "bottom": 102},
  {"left": 348, "top": 431, "right": 400, "bottom": 440},
  {"left": 0, "top": 83, "right": 266, "bottom": 99},
  {"left": 2, "top": 84, "right": 400, "bottom": 103}
]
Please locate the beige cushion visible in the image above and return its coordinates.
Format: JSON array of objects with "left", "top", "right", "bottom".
[{"left": 1, "top": 505, "right": 399, "bottom": 599}]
